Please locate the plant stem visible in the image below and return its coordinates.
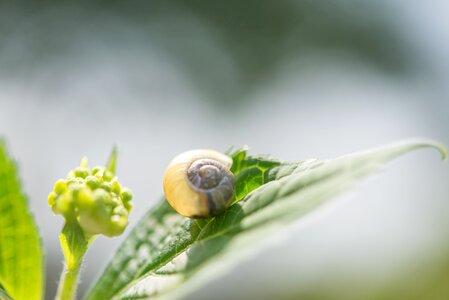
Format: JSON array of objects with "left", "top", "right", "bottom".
[
  {"left": 56, "top": 221, "right": 92, "bottom": 300},
  {"left": 56, "top": 263, "right": 81, "bottom": 300}
]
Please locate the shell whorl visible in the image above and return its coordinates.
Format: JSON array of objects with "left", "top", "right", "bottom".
[{"left": 163, "top": 150, "right": 235, "bottom": 218}]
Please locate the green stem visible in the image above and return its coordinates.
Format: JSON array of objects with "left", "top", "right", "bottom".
[
  {"left": 55, "top": 221, "right": 93, "bottom": 300},
  {"left": 56, "top": 263, "right": 81, "bottom": 300}
]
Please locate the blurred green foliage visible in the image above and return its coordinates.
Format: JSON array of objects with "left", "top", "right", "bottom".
[
  {"left": 0, "top": 1, "right": 411, "bottom": 103},
  {"left": 269, "top": 246, "right": 449, "bottom": 300}
]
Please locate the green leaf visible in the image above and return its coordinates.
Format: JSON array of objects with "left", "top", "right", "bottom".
[
  {"left": 229, "top": 147, "right": 282, "bottom": 201},
  {"left": 59, "top": 221, "right": 94, "bottom": 272},
  {"left": 106, "top": 146, "right": 119, "bottom": 175},
  {"left": 0, "top": 283, "right": 13, "bottom": 300},
  {"left": 85, "top": 139, "right": 447, "bottom": 300},
  {"left": 0, "top": 140, "right": 44, "bottom": 300}
]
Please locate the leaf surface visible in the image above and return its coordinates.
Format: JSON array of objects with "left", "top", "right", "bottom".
[
  {"left": 86, "top": 139, "right": 447, "bottom": 300},
  {"left": 0, "top": 140, "right": 44, "bottom": 300}
]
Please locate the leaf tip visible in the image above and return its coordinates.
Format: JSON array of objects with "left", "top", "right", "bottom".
[
  {"left": 403, "top": 138, "right": 449, "bottom": 161},
  {"left": 421, "top": 139, "right": 448, "bottom": 161},
  {"left": 107, "top": 145, "right": 119, "bottom": 174},
  {"left": 439, "top": 147, "right": 448, "bottom": 161}
]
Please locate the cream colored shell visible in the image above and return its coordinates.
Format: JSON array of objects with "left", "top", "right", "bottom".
[{"left": 163, "top": 149, "right": 233, "bottom": 218}]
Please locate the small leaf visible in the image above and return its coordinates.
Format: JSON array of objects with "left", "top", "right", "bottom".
[
  {"left": 107, "top": 146, "right": 119, "bottom": 175},
  {"left": 0, "top": 140, "right": 44, "bottom": 300},
  {"left": 59, "top": 221, "right": 93, "bottom": 272},
  {"left": 85, "top": 139, "right": 447, "bottom": 300},
  {"left": 228, "top": 147, "right": 282, "bottom": 201}
]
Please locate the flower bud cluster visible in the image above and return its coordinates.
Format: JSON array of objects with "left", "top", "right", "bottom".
[{"left": 48, "top": 158, "right": 133, "bottom": 237}]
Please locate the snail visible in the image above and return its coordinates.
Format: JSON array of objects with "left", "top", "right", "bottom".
[{"left": 163, "top": 149, "right": 235, "bottom": 218}]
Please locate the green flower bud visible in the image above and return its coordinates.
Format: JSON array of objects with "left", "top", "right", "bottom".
[
  {"left": 54, "top": 179, "right": 67, "bottom": 194},
  {"left": 85, "top": 175, "right": 100, "bottom": 189},
  {"left": 91, "top": 166, "right": 101, "bottom": 175},
  {"left": 92, "top": 189, "right": 112, "bottom": 206},
  {"left": 111, "top": 180, "right": 122, "bottom": 195},
  {"left": 74, "top": 167, "right": 89, "bottom": 179},
  {"left": 54, "top": 192, "right": 73, "bottom": 216},
  {"left": 101, "top": 182, "right": 112, "bottom": 192},
  {"left": 103, "top": 170, "right": 114, "bottom": 182},
  {"left": 48, "top": 156, "right": 133, "bottom": 237},
  {"left": 76, "top": 187, "right": 93, "bottom": 210},
  {"left": 121, "top": 188, "right": 133, "bottom": 202},
  {"left": 48, "top": 192, "right": 56, "bottom": 206},
  {"left": 124, "top": 201, "right": 133, "bottom": 212}
]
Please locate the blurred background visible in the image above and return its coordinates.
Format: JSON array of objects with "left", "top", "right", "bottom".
[{"left": 1, "top": 1, "right": 449, "bottom": 299}]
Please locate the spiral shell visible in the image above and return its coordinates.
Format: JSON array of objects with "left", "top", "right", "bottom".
[{"left": 163, "top": 149, "right": 235, "bottom": 218}]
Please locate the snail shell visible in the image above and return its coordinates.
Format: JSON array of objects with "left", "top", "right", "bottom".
[{"left": 163, "top": 149, "right": 235, "bottom": 218}]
